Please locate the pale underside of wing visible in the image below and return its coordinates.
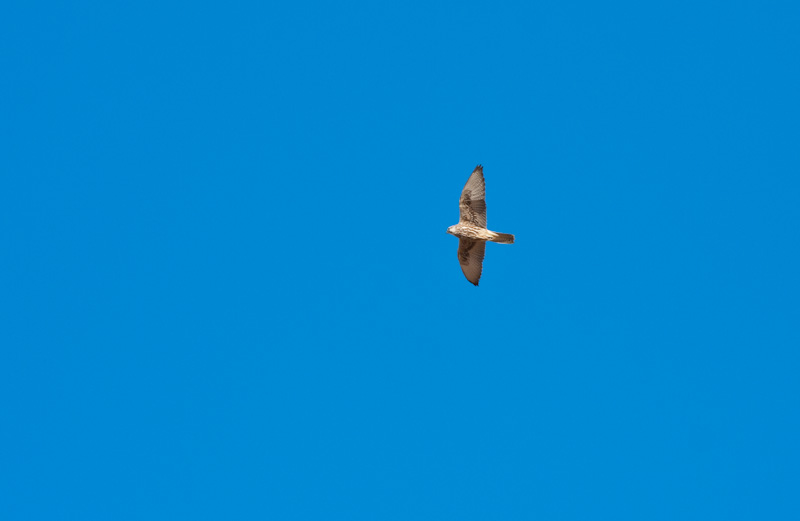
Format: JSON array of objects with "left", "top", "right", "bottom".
[
  {"left": 457, "top": 238, "right": 486, "bottom": 286},
  {"left": 459, "top": 165, "right": 487, "bottom": 228}
]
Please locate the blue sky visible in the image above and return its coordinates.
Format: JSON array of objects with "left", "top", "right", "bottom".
[{"left": 2, "top": 1, "right": 799, "bottom": 519}]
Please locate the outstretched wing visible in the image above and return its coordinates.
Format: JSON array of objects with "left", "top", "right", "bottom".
[
  {"left": 459, "top": 165, "right": 487, "bottom": 228},
  {"left": 457, "top": 238, "right": 486, "bottom": 286}
]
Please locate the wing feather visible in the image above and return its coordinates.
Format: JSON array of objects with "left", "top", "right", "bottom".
[
  {"left": 457, "top": 238, "right": 486, "bottom": 286},
  {"left": 459, "top": 165, "right": 487, "bottom": 228}
]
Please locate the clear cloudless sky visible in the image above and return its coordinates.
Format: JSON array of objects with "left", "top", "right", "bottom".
[{"left": 2, "top": 1, "right": 799, "bottom": 519}]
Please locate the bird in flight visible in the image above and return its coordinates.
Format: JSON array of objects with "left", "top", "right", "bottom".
[{"left": 447, "top": 165, "right": 515, "bottom": 286}]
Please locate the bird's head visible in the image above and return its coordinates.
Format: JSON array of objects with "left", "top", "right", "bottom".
[{"left": 446, "top": 225, "right": 455, "bottom": 235}]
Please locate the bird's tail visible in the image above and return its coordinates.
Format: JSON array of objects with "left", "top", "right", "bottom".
[{"left": 489, "top": 232, "right": 515, "bottom": 244}]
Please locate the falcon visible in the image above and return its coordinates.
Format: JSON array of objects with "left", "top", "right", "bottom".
[{"left": 446, "top": 165, "right": 515, "bottom": 286}]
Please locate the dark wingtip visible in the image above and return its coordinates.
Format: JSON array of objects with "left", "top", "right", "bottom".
[{"left": 474, "top": 164, "right": 483, "bottom": 173}]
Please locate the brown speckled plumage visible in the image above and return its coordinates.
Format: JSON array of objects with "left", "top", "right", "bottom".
[{"left": 447, "top": 165, "right": 515, "bottom": 286}]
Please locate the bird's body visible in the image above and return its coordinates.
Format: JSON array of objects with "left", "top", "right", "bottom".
[
  {"left": 447, "top": 165, "right": 515, "bottom": 285},
  {"left": 447, "top": 222, "right": 514, "bottom": 242}
]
